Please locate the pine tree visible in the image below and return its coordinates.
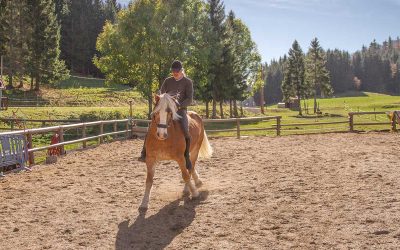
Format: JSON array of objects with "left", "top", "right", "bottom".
[
  {"left": 27, "top": 0, "right": 68, "bottom": 90},
  {"left": 305, "top": 38, "right": 332, "bottom": 113},
  {"left": 0, "top": 0, "right": 9, "bottom": 57},
  {"left": 207, "top": 0, "right": 225, "bottom": 118},
  {"left": 282, "top": 40, "right": 307, "bottom": 116},
  {"left": 326, "top": 49, "right": 354, "bottom": 93},
  {"left": 1, "top": 1, "right": 30, "bottom": 88},
  {"left": 223, "top": 10, "right": 260, "bottom": 117}
]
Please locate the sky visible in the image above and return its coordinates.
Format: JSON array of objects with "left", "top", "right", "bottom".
[{"left": 117, "top": 0, "right": 400, "bottom": 62}]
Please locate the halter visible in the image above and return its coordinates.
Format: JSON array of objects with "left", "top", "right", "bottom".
[
  {"left": 154, "top": 110, "right": 173, "bottom": 129},
  {"left": 157, "top": 123, "right": 168, "bottom": 129}
]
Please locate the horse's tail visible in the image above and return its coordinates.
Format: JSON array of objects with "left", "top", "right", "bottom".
[{"left": 199, "top": 130, "right": 213, "bottom": 158}]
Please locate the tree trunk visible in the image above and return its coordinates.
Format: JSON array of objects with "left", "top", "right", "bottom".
[
  {"left": 313, "top": 90, "right": 317, "bottom": 114},
  {"left": 229, "top": 100, "right": 233, "bottom": 118},
  {"left": 35, "top": 75, "right": 40, "bottom": 91},
  {"left": 205, "top": 100, "right": 209, "bottom": 119},
  {"left": 18, "top": 76, "right": 23, "bottom": 88},
  {"left": 219, "top": 101, "right": 224, "bottom": 119},
  {"left": 240, "top": 101, "right": 244, "bottom": 117},
  {"left": 233, "top": 100, "right": 238, "bottom": 118},
  {"left": 8, "top": 73, "right": 13, "bottom": 88},
  {"left": 30, "top": 76, "right": 34, "bottom": 90},
  {"left": 298, "top": 96, "right": 302, "bottom": 116},
  {"left": 260, "top": 86, "right": 265, "bottom": 114},
  {"left": 147, "top": 94, "right": 153, "bottom": 120},
  {"left": 212, "top": 98, "right": 217, "bottom": 119}
]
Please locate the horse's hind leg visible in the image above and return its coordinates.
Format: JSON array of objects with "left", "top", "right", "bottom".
[
  {"left": 139, "top": 160, "right": 156, "bottom": 210},
  {"left": 178, "top": 158, "right": 199, "bottom": 198},
  {"left": 190, "top": 153, "right": 202, "bottom": 188}
]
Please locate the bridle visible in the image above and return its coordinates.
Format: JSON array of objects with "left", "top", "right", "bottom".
[
  {"left": 153, "top": 94, "right": 179, "bottom": 130},
  {"left": 154, "top": 109, "right": 173, "bottom": 129}
]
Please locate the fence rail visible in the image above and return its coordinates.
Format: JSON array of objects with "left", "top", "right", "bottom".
[
  {"left": 0, "top": 111, "right": 398, "bottom": 168},
  {"left": 349, "top": 111, "right": 395, "bottom": 132}
]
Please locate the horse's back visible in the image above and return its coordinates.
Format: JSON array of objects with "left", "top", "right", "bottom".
[{"left": 187, "top": 111, "right": 201, "bottom": 121}]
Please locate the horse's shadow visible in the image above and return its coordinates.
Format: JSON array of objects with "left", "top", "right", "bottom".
[{"left": 115, "top": 191, "right": 208, "bottom": 250}]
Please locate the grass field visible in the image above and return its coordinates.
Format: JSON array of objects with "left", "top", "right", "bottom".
[
  {"left": 1, "top": 79, "right": 399, "bottom": 164},
  {"left": 3, "top": 76, "right": 144, "bottom": 107}
]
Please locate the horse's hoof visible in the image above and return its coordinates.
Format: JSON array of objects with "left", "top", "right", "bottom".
[
  {"left": 195, "top": 180, "right": 203, "bottom": 188},
  {"left": 138, "top": 206, "right": 148, "bottom": 213},
  {"left": 191, "top": 191, "right": 199, "bottom": 199}
]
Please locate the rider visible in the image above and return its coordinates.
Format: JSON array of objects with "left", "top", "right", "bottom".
[{"left": 138, "top": 60, "right": 194, "bottom": 169}]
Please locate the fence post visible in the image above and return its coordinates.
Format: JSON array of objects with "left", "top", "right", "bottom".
[
  {"left": 276, "top": 116, "right": 281, "bottom": 136},
  {"left": 82, "top": 123, "right": 87, "bottom": 148},
  {"left": 236, "top": 118, "right": 241, "bottom": 139},
  {"left": 59, "top": 127, "right": 65, "bottom": 155},
  {"left": 125, "top": 120, "right": 129, "bottom": 139},
  {"left": 129, "top": 100, "right": 133, "bottom": 118},
  {"left": 113, "top": 121, "right": 117, "bottom": 140},
  {"left": 26, "top": 132, "right": 34, "bottom": 166},
  {"left": 391, "top": 114, "right": 397, "bottom": 132},
  {"left": 349, "top": 113, "right": 354, "bottom": 132},
  {"left": 99, "top": 122, "right": 104, "bottom": 144}
]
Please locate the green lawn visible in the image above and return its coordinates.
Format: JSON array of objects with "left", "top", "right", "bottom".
[
  {"left": 1, "top": 91, "right": 398, "bottom": 164},
  {"left": 3, "top": 76, "right": 145, "bottom": 107}
]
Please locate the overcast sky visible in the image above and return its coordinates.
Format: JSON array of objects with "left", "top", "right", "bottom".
[{"left": 117, "top": 0, "right": 400, "bottom": 62}]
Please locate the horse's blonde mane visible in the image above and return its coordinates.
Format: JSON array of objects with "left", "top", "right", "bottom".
[{"left": 152, "top": 93, "right": 181, "bottom": 120}]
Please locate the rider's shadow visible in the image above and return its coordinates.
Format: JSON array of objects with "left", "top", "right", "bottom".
[{"left": 115, "top": 191, "right": 209, "bottom": 250}]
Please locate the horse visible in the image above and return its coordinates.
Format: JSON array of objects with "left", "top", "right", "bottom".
[{"left": 139, "top": 93, "right": 213, "bottom": 210}]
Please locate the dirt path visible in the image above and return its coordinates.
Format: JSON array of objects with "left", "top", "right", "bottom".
[{"left": 1, "top": 133, "right": 400, "bottom": 249}]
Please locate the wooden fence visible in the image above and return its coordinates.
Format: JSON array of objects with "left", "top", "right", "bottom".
[
  {"left": 0, "top": 118, "right": 81, "bottom": 131},
  {"left": 0, "top": 119, "right": 131, "bottom": 165},
  {"left": 0, "top": 111, "right": 397, "bottom": 166},
  {"left": 348, "top": 111, "right": 393, "bottom": 132}
]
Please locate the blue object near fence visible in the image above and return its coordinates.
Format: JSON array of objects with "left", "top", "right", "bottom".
[{"left": 0, "top": 134, "right": 31, "bottom": 177}]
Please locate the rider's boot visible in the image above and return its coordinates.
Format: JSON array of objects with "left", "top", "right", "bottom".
[{"left": 184, "top": 137, "right": 192, "bottom": 170}]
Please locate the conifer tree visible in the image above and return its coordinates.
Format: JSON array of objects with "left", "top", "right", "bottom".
[
  {"left": 282, "top": 40, "right": 307, "bottom": 116},
  {"left": 27, "top": 0, "right": 68, "bottom": 90},
  {"left": 305, "top": 38, "right": 332, "bottom": 113},
  {"left": 0, "top": 0, "right": 9, "bottom": 58},
  {"left": 207, "top": 0, "right": 226, "bottom": 118}
]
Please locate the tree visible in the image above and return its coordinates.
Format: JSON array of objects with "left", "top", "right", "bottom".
[
  {"left": 59, "top": 0, "right": 119, "bottom": 76},
  {"left": 27, "top": 0, "right": 68, "bottom": 90},
  {"left": 305, "top": 38, "right": 332, "bottom": 113},
  {"left": 0, "top": 0, "right": 9, "bottom": 57},
  {"left": 207, "top": 0, "right": 226, "bottom": 118},
  {"left": 282, "top": 40, "right": 307, "bottom": 116},
  {"left": 326, "top": 49, "right": 354, "bottom": 93},
  {"left": 95, "top": 0, "right": 211, "bottom": 118},
  {"left": 223, "top": 10, "right": 261, "bottom": 117}
]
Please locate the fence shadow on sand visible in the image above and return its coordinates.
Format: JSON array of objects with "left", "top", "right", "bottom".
[{"left": 115, "top": 191, "right": 209, "bottom": 250}]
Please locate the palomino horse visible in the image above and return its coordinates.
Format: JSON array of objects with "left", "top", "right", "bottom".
[{"left": 139, "top": 93, "right": 213, "bottom": 210}]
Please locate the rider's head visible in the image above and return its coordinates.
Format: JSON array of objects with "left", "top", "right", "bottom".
[{"left": 171, "top": 60, "right": 184, "bottom": 80}]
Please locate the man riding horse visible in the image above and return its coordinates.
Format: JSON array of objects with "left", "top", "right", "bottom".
[{"left": 138, "top": 60, "right": 194, "bottom": 169}]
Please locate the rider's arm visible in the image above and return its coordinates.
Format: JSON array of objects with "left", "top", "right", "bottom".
[
  {"left": 179, "top": 79, "right": 193, "bottom": 108},
  {"left": 160, "top": 79, "right": 167, "bottom": 94}
]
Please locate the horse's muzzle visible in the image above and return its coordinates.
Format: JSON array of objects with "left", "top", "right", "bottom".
[{"left": 156, "top": 131, "right": 168, "bottom": 140}]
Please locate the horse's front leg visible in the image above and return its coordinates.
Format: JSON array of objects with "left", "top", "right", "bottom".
[
  {"left": 139, "top": 159, "right": 156, "bottom": 210},
  {"left": 178, "top": 158, "right": 199, "bottom": 198}
]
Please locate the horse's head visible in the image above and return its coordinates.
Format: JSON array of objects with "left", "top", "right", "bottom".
[{"left": 151, "top": 93, "right": 181, "bottom": 140}]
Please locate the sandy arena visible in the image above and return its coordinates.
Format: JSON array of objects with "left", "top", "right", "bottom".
[{"left": 1, "top": 133, "right": 400, "bottom": 249}]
